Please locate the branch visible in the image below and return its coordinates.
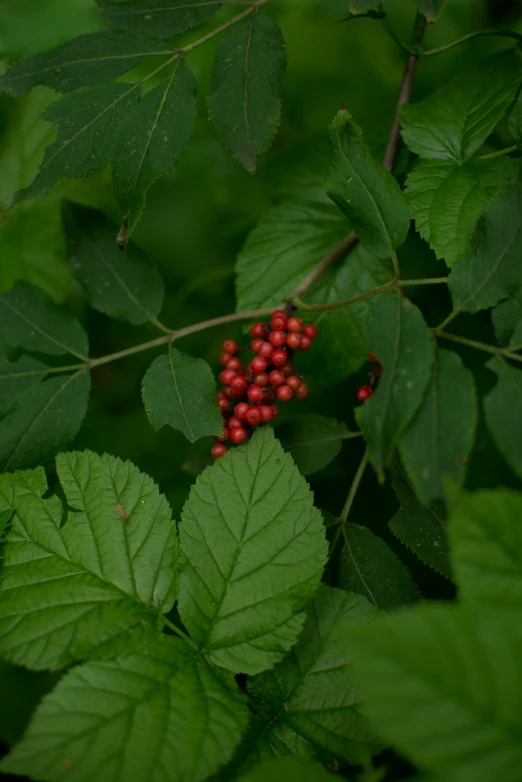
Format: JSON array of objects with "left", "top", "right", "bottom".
[
  {"left": 292, "top": 276, "right": 448, "bottom": 312},
  {"left": 433, "top": 330, "right": 522, "bottom": 364},
  {"left": 421, "top": 28, "right": 522, "bottom": 57}
]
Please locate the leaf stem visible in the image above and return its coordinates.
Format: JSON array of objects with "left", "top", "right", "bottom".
[
  {"left": 433, "top": 330, "right": 522, "bottom": 363},
  {"left": 162, "top": 616, "right": 199, "bottom": 650},
  {"left": 338, "top": 447, "right": 370, "bottom": 524},
  {"left": 177, "top": 0, "right": 268, "bottom": 55},
  {"left": 478, "top": 145, "right": 518, "bottom": 161},
  {"left": 421, "top": 28, "right": 522, "bottom": 57},
  {"left": 379, "top": 16, "right": 416, "bottom": 56},
  {"left": 391, "top": 248, "right": 400, "bottom": 281}
]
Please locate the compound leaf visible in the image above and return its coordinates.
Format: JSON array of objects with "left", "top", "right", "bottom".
[
  {"left": 277, "top": 414, "right": 353, "bottom": 475},
  {"left": 0, "top": 450, "right": 178, "bottom": 670},
  {"left": 0, "top": 636, "right": 249, "bottom": 782},
  {"left": 483, "top": 356, "right": 522, "bottom": 478},
  {"left": 177, "top": 427, "right": 328, "bottom": 674},
  {"left": 98, "top": 0, "right": 221, "bottom": 38}
]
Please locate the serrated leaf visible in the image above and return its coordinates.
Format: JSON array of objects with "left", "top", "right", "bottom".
[
  {"left": 405, "top": 157, "right": 517, "bottom": 267},
  {"left": 0, "top": 31, "right": 173, "bottom": 96},
  {"left": 390, "top": 465, "right": 451, "bottom": 579},
  {"left": 324, "top": 109, "right": 409, "bottom": 257},
  {"left": 113, "top": 60, "right": 197, "bottom": 244},
  {"left": 355, "top": 294, "right": 433, "bottom": 481},
  {"left": 0, "top": 636, "right": 249, "bottom": 782},
  {"left": 0, "top": 357, "right": 91, "bottom": 472},
  {"left": 178, "top": 427, "right": 328, "bottom": 674},
  {"left": 491, "top": 292, "right": 522, "bottom": 346},
  {"left": 0, "top": 450, "right": 178, "bottom": 669},
  {"left": 208, "top": 15, "right": 286, "bottom": 173},
  {"left": 414, "top": 0, "right": 445, "bottom": 21},
  {"left": 449, "top": 488, "right": 522, "bottom": 609},
  {"left": 339, "top": 524, "right": 420, "bottom": 611},
  {"left": 0, "top": 281, "right": 88, "bottom": 358},
  {"left": 63, "top": 201, "right": 164, "bottom": 324},
  {"left": 239, "top": 756, "right": 336, "bottom": 782},
  {"left": 449, "top": 183, "right": 522, "bottom": 314},
  {"left": 350, "top": 604, "right": 522, "bottom": 782},
  {"left": 248, "top": 586, "right": 381, "bottom": 765},
  {"left": 483, "top": 356, "right": 522, "bottom": 478},
  {"left": 509, "top": 91, "right": 522, "bottom": 145},
  {"left": 278, "top": 415, "right": 354, "bottom": 475},
  {"left": 400, "top": 49, "right": 522, "bottom": 162},
  {"left": 98, "top": 0, "right": 221, "bottom": 38},
  {"left": 142, "top": 348, "right": 223, "bottom": 443},
  {"left": 399, "top": 348, "right": 477, "bottom": 505}
]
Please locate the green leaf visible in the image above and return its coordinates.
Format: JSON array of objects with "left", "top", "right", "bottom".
[
  {"left": 208, "top": 15, "right": 286, "bottom": 173},
  {"left": 509, "top": 91, "right": 522, "bottom": 145},
  {"left": 0, "top": 31, "right": 173, "bottom": 96},
  {"left": 0, "top": 357, "right": 91, "bottom": 472},
  {"left": 355, "top": 294, "right": 433, "bottom": 481},
  {"left": 483, "top": 356, "right": 522, "bottom": 478},
  {"left": 399, "top": 348, "right": 477, "bottom": 505},
  {"left": 0, "top": 450, "right": 178, "bottom": 669},
  {"left": 414, "top": 0, "right": 445, "bottom": 22},
  {"left": 324, "top": 109, "right": 409, "bottom": 257},
  {"left": 177, "top": 427, "right": 328, "bottom": 674},
  {"left": 491, "top": 291, "right": 522, "bottom": 346},
  {"left": 350, "top": 604, "right": 522, "bottom": 782},
  {"left": 142, "top": 349, "right": 223, "bottom": 443},
  {"left": 400, "top": 49, "right": 522, "bottom": 162},
  {"left": 339, "top": 524, "right": 420, "bottom": 611},
  {"left": 239, "top": 756, "right": 336, "bottom": 782},
  {"left": 98, "top": 0, "right": 221, "bottom": 38},
  {"left": 449, "top": 488, "right": 522, "bottom": 609},
  {"left": 277, "top": 414, "right": 353, "bottom": 475},
  {"left": 63, "top": 201, "right": 165, "bottom": 324},
  {"left": 449, "top": 183, "right": 522, "bottom": 314},
  {"left": 389, "top": 465, "right": 451, "bottom": 579},
  {"left": 0, "top": 509, "right": 11, "bottom": 540},
  {"left": 405, "top": 157, "right": 517, "bottom": 267},
  {"left": 113, "top": 60, "right": 197, "bottom": 245},
  {"left": 1, "top": 636, "right": 249, "bottom": 782},
  {"left": 248, "top": 586, "right": 381, "bottom": 764},
  {"left": 0, "top": 281, "right": 88, "bottom": 358}
]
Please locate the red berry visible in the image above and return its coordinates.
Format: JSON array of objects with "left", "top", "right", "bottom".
[
  {"left": 281, "top": 361, "right": 293, "bottom": 376},
  {"left": 262, "top": 389, "right": 274, "bottom": 403},
  {"left": 300, "top": 335, "right": 312, "bottom": 351},
  {"left": 271, "top": 404, "right": 279, "bottom": 418},
  {"left": 220, "top": 351, "right": 232, "bottom": 366},
  {"left": 228, "top": 416, "right": 243, "bottom": 429},
  {"left": 302, "top": 324, "right": 317, "bottom": 339},
  {"left": 357, "top": 385, "right": 373, "bottom": 403},
  {"left": 250, "top": 322, "right": 267, "bottom": 338},
  {"left": 211, "top": 443, "right": 228, "bottom": 458},
  {"left": 286, "top": 376, "right": 301, "bottom": 392},
  {"left": 230, "top": 375, "right": 247, "bottom": 396},
  {"left": 222, "top": 339, "right": 238, "bottom": 354},
  {"left": 226, "top": 357, "right": 243, "bottom": 374},
  {"left": 287, "top": 317, "right": 302, "bottom": 333},
  {"left": 213, "top": 426, "right": 229, "bottom": 443},
  {"left": 271, "top": 315, "right": 287, "bottom": 331},
  {"left": 276, "top": 385, "right": 293, "bottom": 402},
  {"left": 286, "top": 332, "right": 301, "bottom": 350},
  {"left": 251, "top": 338, "right": 264, "bottom": 353},
  {"left": 245, "top": 407, "right": 262, "bottom": 426},
  {"left": 271, "top": 309, "right": 286, "bottom": 320},
  {"left": 247, "top": 384, "right": 264, "bottom": 403},
  {"left": 268, "top": 369, "right": 285, "bottom": 387},
  {"left": 269, "top": 330, "right": 287, "bottom": 347},
  {"left": 250, "top": 356, "right": 268, "bottom": 374},
  {"left": 234, "top": 402, "right": 250, "bottom": 419},
  {"left": 253, "top": 372, "right": 269, "bottom": 388},
  {"left": 258, "top": 341, "right": 274, "bottom": 360},
  {"left": 272, "top": 349, "right": 287, "bottom": 367},
  {"left": 295, "top": 383, "right": 309, "bottom": 400},
  {"left": 216, "top": 389, "right": 227, "bottom": 400},
  {"left": 259, "top": 405, "right": 275, "bottom": 423},
  {"left": 222, "top": 385, "right": 235, "bottom": 399},
  {"left": 230, "top": 426, "right": 248, "bottom": 444},
  {"left": 218, "top": 398, "right": 230, "bottom": 413},
  {"left": 219, "top": 368, "right": 236, "bottom": 385}
]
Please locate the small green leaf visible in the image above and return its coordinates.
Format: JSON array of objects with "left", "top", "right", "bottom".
[
  {"left": 0, "top": 281, "right": 88, "bottom": 358},
  {"left": 0, "top": 31, "right": 173, "bottom": 96},
  {"left": 405, "top": 157, "right": 517, "bottom": 267},
  {"left": 63, "top": 201, "right": 164, "bottom": 324},
  {"left": 399, "top": 348, "right": 477, "bottom": 505},
  {"left": 178, "top": 427, "right": 328, "bottom": 674},
  {"left": 414, "top": 0, "right": 445, "bottom": 22},
  {"left": 0, "top": 450, "right": 178, "bottom": 669},
  {"left": 491, "top": 292, "right": 522, "bottom": 346},
  {"left": 449, "top": 488, "right": 522, "bottom": 609},
  {"left": 98, "top": 0, "right": 221, "bottom": 38},
  {"left": 324, "top": 109, "right": 409, "bottom": 257},
  {"left": 389, "top": 465, "right": 451, "bottom": 579},
  {"left": 208, "top": 15, "right": 286, "bottom": 173},
  {"left": 509, "top": 91, "right": 522, "bottom": 145},
  {"left": 483, "top": 356, "right": 522, "bottom": 478},
  {"left": 339, "top": 524, "right": 420, "bottom": 611},
  {"left": 0, "top": 636, "right": 249, "bottom": 782},
  {"left": 400, "top": 49, "right": 522, "bottom": 162},
  {"left": 248, "top": 586, "right": 381, "bottom": 764},
  {"left": 239, "top": 756, "right": 336, "bottom": 782},
  {"left": 142, "top": 349, "right": 223, "bottom": 443},
  {"left": 355, "top": 294, "right": 433, "bottom": 480},
  {"left": 278, "top": 414, "right": 354, "bottom": 475}
]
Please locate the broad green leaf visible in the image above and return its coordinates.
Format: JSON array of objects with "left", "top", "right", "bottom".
[
  {"left": 324, "top": 109, "right": 409, "bottom": 257},
  {"left": 1, "top": 636, "right": 249, "bottom": 782},
  {"left": 0, "top": 31, "right": 173, "bottom": 96},
  {"left": 449, "top": 488, "right": 522, "bottom": 609},
  {"left": 390, "top": 466, "right": 451, "bottom": 579},
  {"left": 414, "top": 0, "right": 445, "bottom": 21},
  {"left": 449, "top": 184, "right": 522, "bottom": 314},
  {"left": 208, "top": 15, "right": 286, "bottom": 173},
  {"left": 142, "top": 348, "right": 223, "bottom": 443},
  {"left": 509, "top": 91, "right": 522, "bottom": 145},
  {"left": 0, "top": 450, "right": 178, "bottom": 669},
  {"left": 278, "top": 414, "right": 353, "bottom": 475},
  {"left": 248, "top": 586, "right": 381, "bottom": 764},
  {"left": 339, "top": 524, "right": 420, "bottom": 611},
  {"left": 405, "top": 157, "right": 517, "bottom": 267},
  {"left": 0, "top": 281, "right": 88, "bottom": 358},
  {"left": 113, "top": 60, "right": 197, "bottom": 244},
  {"left": 98, "top": 0, "right": 221, "bottom": 38},
  {"left": 178, "top": 427, "right": 328, "bottom": 674},
  {"left": 0, "top": 509, "right": 10, "bottom": 540},
  {"left": 63, "top": 201, "right": 164, "bottom": 324},
  {"left": 239, "top": 756, "right": 336, "bottom": 782},
  {"left": 400, "top": 49, "right": 522, "bottom": 162},
  {"left": 0, "top": 357, "right": 91, "bottom": 472},
  {"left": 491, "top": 291, "right": 522, "bottom": 346},
  {"left": 399, "top": 348, "right": 477, "bottom": 505},
  {"left": 355, "top": 294, "right": 433, "bottom": 481},
  {"left": 350, "top": 604, "right": 522, "bottom": 782},
  {"left": 483, "top": 356, "right": 522, "bottom": 478},
  {"left": 0, "top": 661, "right": 59, "bottom": 745}
]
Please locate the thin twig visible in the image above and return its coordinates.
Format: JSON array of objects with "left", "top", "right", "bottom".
[
  {"left": 433, "top": 330, "right": 522, "bottom": 364},
  {"left": 338, "top": 447, "right": 370, "bottom": 524},
  {"left": 478, "top": 145, "right": 518, "bottom": 161},
  {"left": 421, "top": 28, "right": 522, "bottom": 57}
]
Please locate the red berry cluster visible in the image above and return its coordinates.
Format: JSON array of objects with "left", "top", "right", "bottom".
[
  {"left": 356, "top": 351, "right": 382, "bottom": 403},
  {"left": 211, "top": 310, "right": 318, "bottom": 458}
]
